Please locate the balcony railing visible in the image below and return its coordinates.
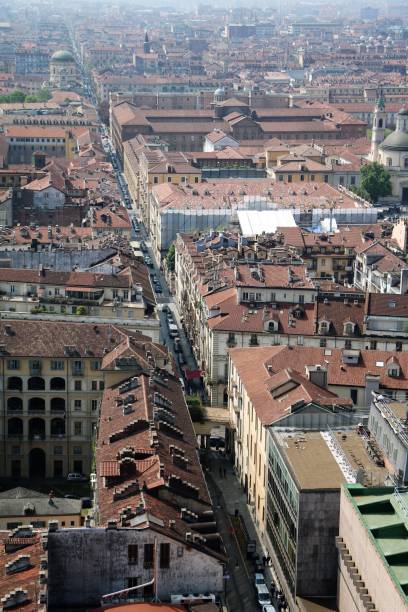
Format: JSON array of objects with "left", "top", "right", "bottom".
[
  {"left": 29, "top": 433, "right": 45, "bottom": 440},
  {"left": 40, "top": 292, "right": 104, "bottom": 307}
]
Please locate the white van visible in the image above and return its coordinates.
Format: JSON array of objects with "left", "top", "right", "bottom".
[
  {"left": 168, "top": 323, "right": 178, "bottom": 338},
  {"left": 257, "top": 585, "right": 272, "bottom": 608}
]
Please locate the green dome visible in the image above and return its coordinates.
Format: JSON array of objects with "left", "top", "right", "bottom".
[
  {"left": 380, "top": 130, "right": 408, "bottom": 151},
  {"left": 51, "top": 50, "right": 75, "bottom": 63}
]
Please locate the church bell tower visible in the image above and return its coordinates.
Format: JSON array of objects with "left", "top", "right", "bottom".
[{"left": 370, "top": 90, "right": 386, "bottom": 162}]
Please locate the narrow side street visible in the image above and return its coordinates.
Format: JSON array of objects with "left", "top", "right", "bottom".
[{"left": 207, "top": 451, "right": 288, "bottom": 612}]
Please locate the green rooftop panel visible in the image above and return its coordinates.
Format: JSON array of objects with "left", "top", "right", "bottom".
[{"left": 346, "top": 484, "right": 408, "bottom": 605}]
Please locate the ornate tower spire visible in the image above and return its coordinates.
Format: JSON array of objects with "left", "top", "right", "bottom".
[
  {"left": 143, "top": 30, "right": 150, "bottom": 54},
  {"left": 370, "top": 89, "right": 386, "bottom": 162}
]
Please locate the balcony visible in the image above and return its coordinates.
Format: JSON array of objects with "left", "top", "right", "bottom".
[
  {"left": 71, "top": 368, "right": 84, "bottom": 377},
  {"left": 29, "top": 433, "right": 45, "bottom": 441},
  {"left": 39, "top": 290, "right": 104, "bottom": 307}
]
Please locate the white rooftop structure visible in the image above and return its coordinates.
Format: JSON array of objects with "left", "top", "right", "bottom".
[
  {"left": 237, "top": 209, "right": 296, "bottom": 237},
  {"left": 320, "top": 217, "right": 338, "bottom": 233}
]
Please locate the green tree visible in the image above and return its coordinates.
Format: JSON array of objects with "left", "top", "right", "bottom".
[
  {"left": 0, "top": 87, "right": 51, "bottom": 104},
  {"left": 8, "top": 90, "right": 26, "bottom": 102},
  {"left": 186, "top": 395, "right": 204, "bottom": 423},
  {"left": 36, "top": 87, "right": 51, "bottom": 102},
  {"left": 359, "top": 162, "right": 392, "bottom": 203},
  {"left": 165, "top": 243, "right": 175, "bottom": 272}
]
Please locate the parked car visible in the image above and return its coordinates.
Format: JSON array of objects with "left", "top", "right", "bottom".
[
  {"left": 254, "top": 573, "right": 266, "bottom": 589},
  {"left": 174, "top": 338, "right": 182, "bottom": 353},
  {"left": 209, "top": 436, "right": 225, "bottom": 449},
  {"left": 262, "top": 605, "right": 277, "bottom": 612},
  {"left": 64, "top": 494, "right": 78, "bottom": 499},
  {"left": 67, "top": 473, "right": 88, "bottom": 482},
  {"left": 155, "top": 283, "right": 162, "bottom": 294},
  {"left": 257, "top": 585, "right": 272, "bottom": 608}
]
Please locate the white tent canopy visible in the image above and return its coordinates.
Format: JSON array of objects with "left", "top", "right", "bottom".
[{"left": 237, "top": 209, "right": 296, "bottom": 237}]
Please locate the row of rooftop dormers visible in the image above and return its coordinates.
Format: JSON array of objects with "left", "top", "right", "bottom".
[{"left": 95, "top": 364, "right": 224, "bottom": 559}]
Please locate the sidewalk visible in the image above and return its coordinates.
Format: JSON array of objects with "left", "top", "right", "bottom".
[
  {"left": 207, "top": 451, "right": 287, "bottom": 611},
  {"left": 205, "top": 469, "right": 259, "bottom": 612}
]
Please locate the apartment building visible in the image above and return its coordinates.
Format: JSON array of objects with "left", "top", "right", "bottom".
[
  {"left": 227, "top": 348, "right": 355, "bottom": 538},
  {"left": 3, "top": 126, "right": 81, "bottom": 164},
  {"left": 88, "top": 204, "right": 132, "bottom": 239},
  {"left": 0, "top": 263, "right": 156, "bottom": 327},
  {"left": 0, "top": 487, "right": 82, "bottom": 530},
  {"left": 175, "top": 233, "right": 408, "bottom": 404},
  {"left": 354, "top": 241, "right": 408, "bottom": 294},
  {"left": 14, "top": 48, "right": 49, "bottom": 75},
  {"left": 337, "top": 484, "right": 408, "bottom": 612},
  {"left": 368, "top": 393, "right": 408, "bottom": 484},
  {"left": 123, "top": 136, "right": 201, "bottom": 228},
  {"left": 228, "top": 345, "right": 408, "bottom": 415},
  {"left": 0, "top": 321, "right": 166, "bottom": 480},
  {"left": 110, "top": 99, "right": 365, "bottom": 162},
  {"left": 45, "top": 366, "right": 225, "bottom": 607},
  {"left": 269, "top": 153, "right": 361, "bottom": 189},
  {"left": 267, "top": 431, "right": 387, "bottom": 610}
]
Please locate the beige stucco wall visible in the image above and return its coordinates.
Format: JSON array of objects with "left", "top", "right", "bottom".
[{"left": 338, "top": 487, "right": 407, "bottom": 612}]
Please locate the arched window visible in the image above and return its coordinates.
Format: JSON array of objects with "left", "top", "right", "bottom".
[
  {"left": 404, "top": 158, "right": 408, "bottom": 169},
  {"left": 50, "top": 377, "right": 65, "bottom": 391},
  {"left": 28, "top": 397, "right": 45, "bottom": 413},
  {"left": 29, "top": 418, "right": 45, "bottom": 440},
  {"left": 28, "top": 377, "right": 45, "bottom": 391},
  {"left": 50, "top": 397, "right": 65, "bottom": 412},
  {"left": 378, "top": 118, "right": 383, "bottom": 128},
  {"left": 7, "top": 377, "right": 23, "bottom": 391},
  {"left": 8, "top": 417, "right": 23, "bottom": 436},
  {"left": 387, "top": 157, "right": 392, "bottom": 166},
  {"left": 267, "top": 320, "right": 278, "bottom": 332},
  {"left": 343, "top": 322, "right": 355, "bottom": 336},
  {"left": 319, "top": 320, "right": 330, "bottom": 335},
  {"left": 51, "top": 418, "right": 65, "bottom": 437},
  {"left": 7, "top": 397, "right": 23, "bottom": 412}
]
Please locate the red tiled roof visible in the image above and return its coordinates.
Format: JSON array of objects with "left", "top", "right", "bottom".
[
  {"left": 96, "top": 367, "right": 224, "bottom": 561},
  {"left": 230, "top": 345, "right": 408, "bottom": 405},
  {"left": 0, "top": 531, "right": 43, "bottom": 611}
]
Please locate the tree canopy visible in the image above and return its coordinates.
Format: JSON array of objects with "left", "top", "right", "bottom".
[
  {"left": 356, "top": 162, "right": 392, "bottom": 203},
  {"left": 0, "top": 88, "right": 52, "bottom": 104},
  {"left": 165, "top": 243, "right": 175, "bottom": 272}
]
